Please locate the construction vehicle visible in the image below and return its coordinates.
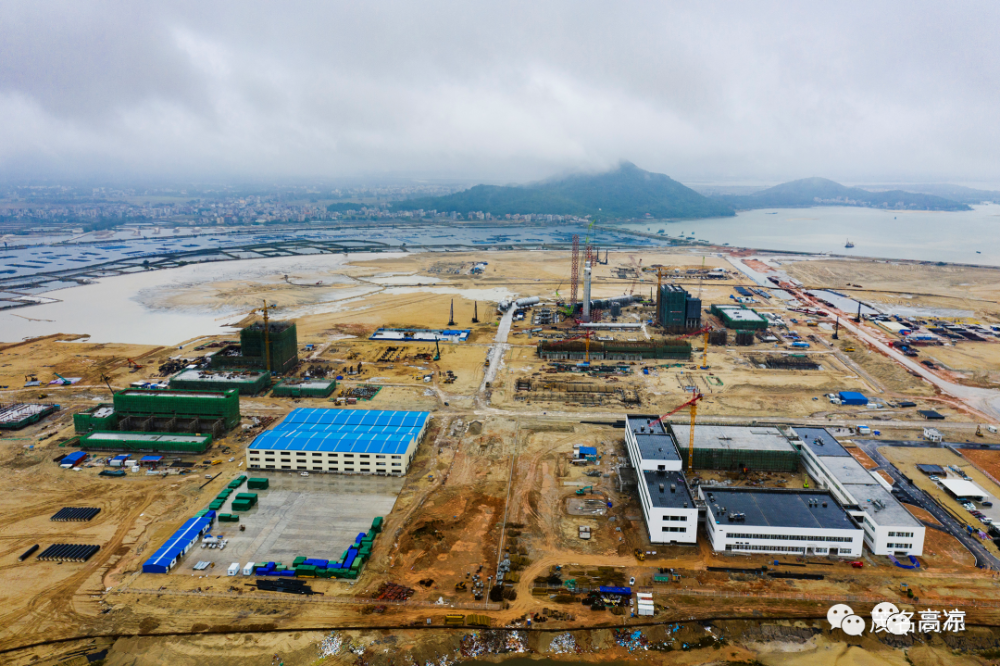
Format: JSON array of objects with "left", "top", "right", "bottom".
[
  {"left": 126, "top": 358, "right": 143, "bottom": 371},
  {"left": 850, "top": 561, "right": 864, "bottom": 569},
  {"left": 977, "top": 425, "right": 984, "bottom": 437},
  {"left": 211, "top": 460, "right": 223, "bottom": 466},
  {"left": 53, "top": 373, "right": 73, "bottom": 386},
  {"left": 433, "top": 338, "right": 441, "bottom": 362},
  {"left": 633, "top": 548, "right": 645, "bottom": 562},
  {"left": 844, "top": 347, "right": 856, "bottom": 352},
  {"left": 455, "top": 581, "right": 467, "bottom": 591},
  {"left": 575, "top": 485, "right": 594, "bottom": 496},
  {"left": 651, "top": 392, "right": 703, "bottom": 470}
]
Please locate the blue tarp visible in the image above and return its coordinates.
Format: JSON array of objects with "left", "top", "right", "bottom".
[
  {"left": 578, "top": 446, "right": 597, "bottom": 457},
  {"left": 839, "top": 391, "right": 869, "bottom": 405},
  {"left": 599, "top": 585, "right": 632, "bottom": 595},
  {"left": 61, "top": 451, "right": 87, "bottom": 465}
]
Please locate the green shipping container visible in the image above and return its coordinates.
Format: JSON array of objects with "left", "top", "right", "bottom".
[
  {"left": 371, "top": 516, "right": 384, "bottom": 533},
  {"left": 247, "top": 477, "right": 269, "bottom": 490},
  {"left": 228, "top": 475, "right": 247, "bottom": 489},
  {"left": 293, "top": 556, "right": 306, "bottom": 566},
  {"left": 218, "top": 513, "right": 240, "bottom": 522},
  {"left": 232, "top": 501, "right": 252, "bottom": 512}
]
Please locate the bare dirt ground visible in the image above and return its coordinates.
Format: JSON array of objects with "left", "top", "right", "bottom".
[{"left": 4, "top": 249, "right": 1000, "bottom": 665}]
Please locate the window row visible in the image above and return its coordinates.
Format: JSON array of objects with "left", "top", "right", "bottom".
[
  {"left": 661, "top": 526, "right": 687, "bottom": 533},
  {"left": 888, "top": 531, "right": 914, "bottom": 538},
  {"left": 725, "top": 533, "right": 855, "bottom": 543}
]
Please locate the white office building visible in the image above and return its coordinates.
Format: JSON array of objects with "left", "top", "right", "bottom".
[
  {"left": 624, "top": 415, "right": 698, "bottom": 544},
  {"left": 794, "top": 427, "right": 925, "bottom": 557},
  {"left": 700, "top": 486, "right": 864, "bottom": 557}
]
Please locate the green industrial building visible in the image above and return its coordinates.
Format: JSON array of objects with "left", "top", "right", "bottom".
[
  {"left": 73, "top": 404, "right": 117, "bottom": 433},
  {"left": 170, "top": 368, "right": 271, "bottom": 395},
  {"left": 80, "top": 431, "right": 212, "bottom": 454},
  {"left": 537, "top": 338, "right": 691, "bottom": 361},
  {"left": 211, "top": 321, "right": 299, "bottom": 374},
  {"left": 657, "top": 285, "right": 701, "bottom": 331},
  {"left": 670, "top": 424, "right": 799, "bottom": 472},
  {"left": 271, "top": 377, "right": 337, "bottom": 398},
  {"left": 74, "top": 388, "right": 241, "bottom": 440},
  {"left": 710, "top": 304, "right": 768, "bottom": 330}
]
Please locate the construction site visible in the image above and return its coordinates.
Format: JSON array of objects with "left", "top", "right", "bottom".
[{"left": 6, "top": 245, "right": 1000, "bottom": 666}]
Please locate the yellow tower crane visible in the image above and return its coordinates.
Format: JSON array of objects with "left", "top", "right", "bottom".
[
  {"left": 248, "top": 300, "right": 280, "bottom": 374},
  {"left": 652, "top": 392, "right": 704, "bottom": 470}
]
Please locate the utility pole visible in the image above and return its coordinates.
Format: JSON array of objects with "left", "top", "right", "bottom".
[
  {"left": 472, "top": 302, "right": 479, "bottom": 324},
  {"left": 833, "top": 316, "right": 840, "bottom": 340},
  {"left": 855, "top": 302, "right": 862, "bottom": 323},
  {"left": 448, "top": 299, "right": 455, "bottom": 326}
]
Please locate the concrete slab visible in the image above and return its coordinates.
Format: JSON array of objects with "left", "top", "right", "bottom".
[{"left": 178, "top": 472, "right": 403, "bottom": 573}]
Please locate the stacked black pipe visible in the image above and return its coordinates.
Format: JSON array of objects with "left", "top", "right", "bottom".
[
  {"left": 36, "top": 544, "right": 101, "bottom": 562},
  {"left": 50, "top": 507, "right": 101, "bottom": 522}
]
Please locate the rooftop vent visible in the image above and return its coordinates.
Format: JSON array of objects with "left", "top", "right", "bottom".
[
  {"left": 670, "top": 484, "right": 676, "bottom": 493},
  {"left": 822, "top": 501, "right": 828, "bottom": 508},
  {"left": 659, "top": 483, "right": 665, "bottom": 492}
]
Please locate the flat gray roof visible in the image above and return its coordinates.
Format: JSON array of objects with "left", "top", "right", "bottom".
[
  {"left": 171, "top": 369, "right": 265, "bottom": 383},
  {"left": 644, "top": 471, "right": 694, "bottom": 509},
  {"left": 626, "top": 415, "right": 680, "bottom": 462},
  {"left": 86, "top": 432, "right": 208, "bottom": 443},
  {"left": 793, "top": 427, "right": 851, "bottom": 457},
  {"left": 717, "top": 306, "right": 766, "bottom": 322},
  {"left": 843, "top": 483, "right": 921, "bottom": 527},
  {"left": 703, "top": 487, "right": 860, "bottom": 531},
  {"left": 671, "top": 424, "right": 795, "bottom": 453},
  {"left": 818, "top": 456, "right": 877, "bottom": 485}
]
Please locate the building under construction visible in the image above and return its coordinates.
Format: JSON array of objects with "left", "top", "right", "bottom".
[
  {"left": 657, "top": 285, "right": 701, "bottom": 331},
  {"left": 271, "top": 377, "right": 337, "bottom": 398},
  {"left": 710, "top": 304, "right": 768, "bottom": 330},
  {"left": 669, "top": 424, "right": 800, "bottom": 472},
  {"left": 170, "top": 368, "right": 271, "bottom": 395},
  {"left": 536, "top": 338, "right": 691, "bottom": 361},
  {"left": 0, "top": 403, "right": 58, "bottom": 430},
  {"left": 211, "top": 321, "right": 299, "bottom": 374},
  {"left": 73, "top": 388, "right": 241, "bottom": 442},
  {"left": 750, "top": 354, "right": 821, "bottom": 371}
]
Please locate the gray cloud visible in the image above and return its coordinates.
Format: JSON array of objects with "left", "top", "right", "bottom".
[{"left": 1, "top": 1, "right": 998, "bottom": 185}]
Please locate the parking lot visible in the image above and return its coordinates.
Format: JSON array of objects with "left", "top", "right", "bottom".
[{"left": 181, "top": 472, "right": 404, "bottom": 574}]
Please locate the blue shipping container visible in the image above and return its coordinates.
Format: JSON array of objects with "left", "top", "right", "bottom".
[
  {"left": 839, "top": 391, "right": 869, "bottom": 406},
  {"left": 599, "top": 585, "right": 632, "bottom": 595}
]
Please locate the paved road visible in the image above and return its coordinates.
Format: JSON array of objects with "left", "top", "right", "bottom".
[
  {"left": 795, "top": 289, "right": 1000, "bottom": 422},
  {"left": 854, "top": 439, "right": 1000, "bottom": 570},
  {"left": 477, "top": 306, "right": 514, "bottom": 402}
]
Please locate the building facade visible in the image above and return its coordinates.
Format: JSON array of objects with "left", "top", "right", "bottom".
[
  {"left": 700, "top": 487, "right": 864, "bottom": 557},
  {"left": 247, "top": 408, "right": 429, "bottom": 476},
  {"left": 624, "top": 414, "right": 698, "bottom": 544},
  {"left": 794, "top": 427, "right": 925, "bottom": 556}
]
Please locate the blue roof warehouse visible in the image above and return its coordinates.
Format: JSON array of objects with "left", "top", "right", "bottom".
[
  {"left": 247, "top": 408, "right": 429, "bottom": 476},
  {"left": 142, "top": 513, "right": 215, "bottom": 574}
]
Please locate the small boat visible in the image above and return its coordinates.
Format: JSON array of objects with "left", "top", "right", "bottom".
[{"left": 845, "top": 239, "right": 855, "bottom": 248}]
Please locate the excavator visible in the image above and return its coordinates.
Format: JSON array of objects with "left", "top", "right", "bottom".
[
  {"left": 575, "top": 485, "right": 594, "bottom": 496},
  {"left": 126, "top": 358, "right": 143, "bottom": 372}
]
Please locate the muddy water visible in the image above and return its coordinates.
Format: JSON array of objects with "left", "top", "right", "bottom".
[{"left": 0, "top": 252, "right": 404, "bottom": 344}]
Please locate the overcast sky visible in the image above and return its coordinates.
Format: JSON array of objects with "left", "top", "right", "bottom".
[{"left": 1, "top": 1, "right": 998, "bottom": 186}]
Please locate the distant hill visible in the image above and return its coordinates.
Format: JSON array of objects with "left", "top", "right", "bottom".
[
  {"left": 715, "top": 177, "right": 971, "bottom": 212},
  {"left": 862, "top": 183, "right": 1000, "bottom": 205},
  {"left": 392, "top": 162, "right": 736, "bottom": 219}
]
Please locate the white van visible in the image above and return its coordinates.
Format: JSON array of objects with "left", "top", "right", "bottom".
[
  {"left": 243, "top": 562, "right": 256, "bottom": 576},
  {"left": 227, "top": 562, "right": 240, "bottom": 576}
]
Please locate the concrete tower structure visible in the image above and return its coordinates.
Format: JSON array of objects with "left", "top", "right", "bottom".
[{"left": 582, "top": 260, "right": 592, "bottom": 321}]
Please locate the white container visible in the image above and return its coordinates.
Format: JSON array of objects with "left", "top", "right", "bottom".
[
  {"left": 988, "top": 425, "right": 998, "bottom": 434},
  {"left": 227, "top": 562, "right": 240, "bottom": 576},
  {"left": 636, "top": 592, "right": 653, "bottom": 602},
  {"left": 243, "top": 562, "right": 256, "bottom": 575}
]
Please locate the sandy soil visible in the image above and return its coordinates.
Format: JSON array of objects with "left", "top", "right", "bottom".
[{"left": 4, "top": 249, "right": 1000, "bottom": 664}]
